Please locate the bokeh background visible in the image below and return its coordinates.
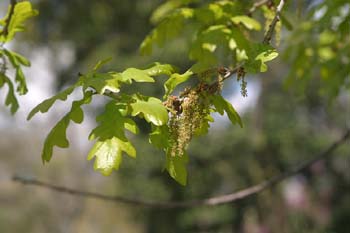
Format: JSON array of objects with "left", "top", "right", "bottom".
[{"left": 0, "top": 0, "right": 349, "bottom": 232}]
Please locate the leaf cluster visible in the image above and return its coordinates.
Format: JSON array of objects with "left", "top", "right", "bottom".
[
  {"left": 0, "top": 1, "right": 38, "bottom": 113},
  {"left": 141, "top": 0, "right": 278, "bottom": 74},
  {"left": 26, "top": 0, "right": 284, "bottom": 185},
  {"left": 283, "top": 0, "right": 350, "bottom": 98}
]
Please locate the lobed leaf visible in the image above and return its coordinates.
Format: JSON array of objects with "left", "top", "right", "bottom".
[
  {"left": 0, "top": 73, "right": 19, "bottom": 114},
  {"left": 245, "top": 43, "right": 278, "bottom": 73},
  {"left": 15, "top": 67, "right": 27, "bottom": 95},
  {"left": 121, "top": 68, "right": 155, "bottom": 83},
  {"left": 231, "top": 15, "right": 261, "bottom": 31},
  {"left": 3, "top": 49, "right": 30, "bottom": 95},
  {"left": 131, "top": 96, "right": 168, "bottom": 126},
  {"left": 27, "top": 85, "right": 76, "bottom": 120},
  {"left": 89, "top": 101, "right": 134, "bottom": 141},
  {"left": 164, "top": 70, "right": 193, "bottom": 98},
  {"left": 82, "top": 72, "right": 122, "bottom": 94},
  {"left": 143, "top": 62, "right": 176, "bottom": 76},
  {"left": 41, "top": 91, "right": 93, "bottom": 162},
  {"left": 3, "top": 49, "right": 30, "bottom": 67},
  {"left": 87, "top": 137, "right": 136, "bottom": 176}
]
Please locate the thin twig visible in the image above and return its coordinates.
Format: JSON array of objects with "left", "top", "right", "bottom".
[
  {"left": 13, "top": 128, "right": 350, "bottom": 209},
  {"left": 263, "top": 0, "right": 286, "bottom": 44}
]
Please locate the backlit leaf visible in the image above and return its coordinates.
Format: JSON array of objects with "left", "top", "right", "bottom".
[
  {"left": 83, "top": 72, "right": 122, "bottom": 94},
  {"left": 0, "top": 1, "right": 38, "bottom": 42},
  {"left": 164, "top": 70, "right": 193, "bottom": 98},
  {"left": 89, "top": 101, "right": 132, "bottom": 141},
  {"left": 87, "top": 137, "right": 136, "bottom": 176},
  {"left": 131, "top": 96, "right": 168, "bottom": 126},
  {"left": 151, "top": 0, "right": 196, "bottom": 23},
  {"left": 143, "top": 63, "right": 176, "bottom": 76},
  {"left": 245, "top": 43, "right": 278, "bottom": 73},
  {"left": 122, "top": 68, "right": 155, "bottom": 83},
  {"left": 231, "top": 16, "right": 261, "bottom": 31},
  {"left": 27, "top": 86, "right": 76, "bottom": 120}
]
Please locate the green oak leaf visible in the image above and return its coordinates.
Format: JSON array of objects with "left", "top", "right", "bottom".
[
  {"left": 143, "top": 62, "right": 176, "bottom": 76},
  {"left": 87, "top": 137, "right": 136, "bottom": 176},
  {"left": 124, "top": 118, "right": 139, "bottom": 134},
  {"left": 131, "top": 96, "right": 168, "bottom": 126},
  {"left": 82, "top": 72, "right": 122, "bottom": 94},
  {"left": 27, "top": 85, "right": 76, "bottom": 120},
  {"left": 0, "top": 1, "right": 39, "bottom": 42},
  {"left": 246, "top": 43, "right": 278, "bottom": 73},
  {"left": 121, "top": 68, "right": 155, "bottom": 83},
  {"left": 42, "top": 91, "right": 93, "bottom": 162},
  {"left": 3, "top": 49, "right": 30, "bottom": 95},
  {"left": 42, "top": 116, "right": 70, "bottom": 162},
  {"left": 211, "top": 95, "right": 243, "bottom": 127},
  {"left": 3, "top": 49, "right": 30, "bottom": 67},
  {"left": 14, "top": 68, "right": 27, "bottom": 95},
  {"left": 89, "top": 101, "right": 137, "bottom": 141},
  {"left": 231, "top": 16, "right": 261, "bottom": 31},
  {"left": 254, "top": 49, "right": 278, "bottom": 72},
  {"left": 164, "top": 70, "right": 193, "bottom": 98},
  {"left": 0, "top": 73, "right": 19, "bottom": 114},
  {"left": 166, "top": 152, "right": 188, "bottom": 185}
]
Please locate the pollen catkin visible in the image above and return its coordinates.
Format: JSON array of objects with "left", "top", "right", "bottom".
[
  {"left": 166, "top": 70, "right": 225, "bottom": 157},
  {"left": 168, "top": 89, "right": 208, "bottom": 157}
]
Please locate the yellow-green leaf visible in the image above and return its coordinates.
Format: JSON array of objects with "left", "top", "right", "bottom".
[
  {"left": 0, "top": 1, "right": 38, "bottom": 42},
  {"left": 231, "top": 15, "right": 261, "bottom": 31},
  {"left": 164, "top": 70, "right": 193, "bottom": 98},
  {"left": 87, "top": 137, "right": 136, "bottom": 176},
  {"left": 131, "top": 96, "right": 168, "bottom": 126}
]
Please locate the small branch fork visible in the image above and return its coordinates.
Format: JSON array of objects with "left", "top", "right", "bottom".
[
  {"left": 13, "top": 128, "right": 350, "bottom": 209},
  {"left": 210, "top": 0, "right": 286, "bottom": 86},
  {"left": 263, "top": 0, "right": 286, "bottom": 44}
]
